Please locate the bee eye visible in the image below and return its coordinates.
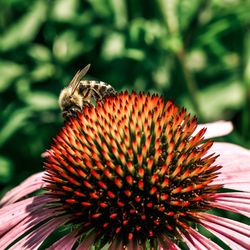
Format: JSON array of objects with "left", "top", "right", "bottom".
[{"left": 70, "top": 106, "right": 81, "bottom": 117}]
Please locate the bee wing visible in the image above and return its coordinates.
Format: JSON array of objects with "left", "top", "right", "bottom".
[{"left": 69, "top": 64, "right": 91, "bottom": 95}]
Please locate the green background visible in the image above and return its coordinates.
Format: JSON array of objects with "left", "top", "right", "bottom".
[
  {"left": 0, "top": 0, "right": 250, "bottom": 220},
  {"left": 0, "top": 0, "right": 249, "bottom": 249}
]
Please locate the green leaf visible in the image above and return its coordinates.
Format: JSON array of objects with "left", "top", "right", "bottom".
[
  {"left": 24, "top": 91, "right": 58, "bottom": 110},
  {"left": 53, "top": 31, "right": 84, "bottom": 62},
  {"left": 28, "top": 44, "right": 52, "bottom": 62},
  {"left": 101, "top": 33, "right": 125, "bottom": 60},
  {"left": 30, "top": 64, "right": 56, "bottom": 82},
  {"left": 88, "top": 0, "right": 111, "bottom": 18},
  {"left": 0, "top": 156, "right": 13, "bottom": 184},
  {"left": 110, "top": 0, "right": 127, "bottom": 28},
  {"left": 0, "top": 108, "right": 32, "bottom": 148},
  {"left": 51, "top": 0, "right": 78, "bottom": 21},
  {"left": 124, "top": 49, "right": 145, "bottom": 61},
  {"left": 180, "top": 81, "right": 245, "bottom": 120},
  {"left": 0, "top": 1, "right": 47, "bottom": 51},
  {"left": 0, "top": 61, "right": 26, "bottom": 92}
]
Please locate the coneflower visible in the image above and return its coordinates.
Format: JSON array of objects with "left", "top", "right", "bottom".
[{"left": 0, "top": 92, "right": 249, "bottom": 249}]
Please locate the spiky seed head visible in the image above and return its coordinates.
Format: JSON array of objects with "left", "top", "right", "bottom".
[{"left": 44, "top": 92, "right": 221, "bottom": 248}]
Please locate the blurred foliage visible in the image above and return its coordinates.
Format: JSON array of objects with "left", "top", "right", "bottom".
[
  {"left": 0, "top": 0, "right": 250, "bottom": 248},
  {"left": 0, "top": 0, "right": 249, "bottom": 197}
]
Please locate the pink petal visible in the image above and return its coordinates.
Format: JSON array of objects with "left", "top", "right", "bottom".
[
  {"left": 109, "top": 239, "right": 124, "bottom": 250},
  {"left": 47, "top": 230, "right": 79, "bottom": 250},
  {"left": 0, "top": 195, "right": 51, "bottom": 236},
  {"left": 198, "top": 212, "right": 250, "bottom": 249},
  {"left": 211, "top": 192, "right": 250, "bottom": 217},
  {"left": 41, "top": 149, "right": 55, "bottom": 158},
  {"left": 210, "top": 143, "right": 250, "bottom": 191},
  {"left": 10, "top": 216, "right": 68, "bottom": 250},
  {"left": 0, "top": 208, "right": 54, "bottom": 249},
  {"left": 0, "top": 172, "right": 45, "bottom": 207},
  {"left": 196, "top": 121, "right": 233, "bottom": 139},
  {"left": 180, "top": 227, "right": 223, "bottom": 250},
  {"left": 76, "top": 233, "right": 96, "bottom": 250},
  {"left": 199, "top": 212, "right": 250, "bottom": 237},
  {"left": 212, "top": 142, "right": 250, "bottom": 155},
  {"left": 127, "top": 240, "right": 142, "bottom": 250},
  {"left": 158, "top": 234, "right": 181, "bottom": 249},
  {"left": 214, "top": 181, "right": 250, "bottom": 192}
]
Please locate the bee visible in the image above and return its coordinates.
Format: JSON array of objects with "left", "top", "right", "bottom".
[{"left": 59, "top": 64, "right": 117, "bottom": 120}]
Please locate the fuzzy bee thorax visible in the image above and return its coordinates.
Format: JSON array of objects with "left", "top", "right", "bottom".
[{"left": 59, "top": 87, "right": 83, "bottom": 111}]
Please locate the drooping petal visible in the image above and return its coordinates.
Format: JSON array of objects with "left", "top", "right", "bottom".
[
  {"left": 47, "top": 230, "right": 79, "bottom": 250},
  {"left": 180, "top": 226, "right": 223, "bottom": 250},
  {"left": 196, "top": 121, "right": 233, "bottom": 139},
  {"left": 109, "top": 239, "right": 125, "bottom": 250},
  {"left": 0, "top": 195, "right": 51, "bottom": 236},
  {"left": 126, "top": 240, "right": 142, "bottom": 250},
  {"left": 10, "top": 216, "right": 68, "bottom": 250},
  {"left": 210, "top": 192, "right": 250, "bottom": 218},
  {"left": 198, "top": 213, "right": 250, "bottom": 249},
  {"left": 210, "top": 142, "right": 250, "bottom": 191},
  {"left": 212, "top": 142, "right": 250, "bottom": 155},
  {"left": 0, "top": 172, "right": 45, "bottom": 207},
  {"left": 76, "top": 233, "right": 96, "bottom": 250},
  {"left": 158, "top": 234, "right": 181, "bottom": 250},
  {"left": 0, "top": 208, "right": 54, "bottom": 249}
]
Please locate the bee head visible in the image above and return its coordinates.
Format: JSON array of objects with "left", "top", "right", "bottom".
[
  {"left": 62, "top": 106, "right": 82, "bottom": 120},
  {"left": 59, "top": 87, "right": 83, "bottom": 120}
]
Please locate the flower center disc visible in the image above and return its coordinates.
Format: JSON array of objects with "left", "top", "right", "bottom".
[{"left": 44, "top": 92, "right": 221, "bottom": 247}]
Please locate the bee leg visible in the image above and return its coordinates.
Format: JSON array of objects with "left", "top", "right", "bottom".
[
  {"left": 82, "top": 100, "right": 94, "bottom": 108},
  {"left": 91, "top": 88, "right": 102, "bottom": 101}
]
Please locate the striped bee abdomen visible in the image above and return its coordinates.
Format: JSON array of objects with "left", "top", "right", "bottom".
[{"left": 79, "top": 80, "right": 117, "bottom": 101}]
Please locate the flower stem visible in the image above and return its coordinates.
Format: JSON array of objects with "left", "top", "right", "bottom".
[
  {"left": 176, "top": 49, "right": 204, "bottom": 120},
  {"left": 157, "top": 0, "right": 204, "bottom": 121},
  {"left": 242, "top": 31, "right": 250, "bottom": 140}
]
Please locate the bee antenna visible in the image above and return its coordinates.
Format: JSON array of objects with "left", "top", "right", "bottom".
[{"left": 70, "top": 64, "right": 91, "bottom": 96}]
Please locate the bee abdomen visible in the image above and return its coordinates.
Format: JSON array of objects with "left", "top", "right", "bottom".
[
  {"left": 99, "top": 82, "right": 117, "bottom": 98},
  {"left": 79, "top": 80, "right": 117, "bottom": 100}
]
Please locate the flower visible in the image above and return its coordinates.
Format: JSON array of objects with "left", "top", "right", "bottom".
[{"left": 0, "top": 92, "right": 249, "bottom": 249}]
